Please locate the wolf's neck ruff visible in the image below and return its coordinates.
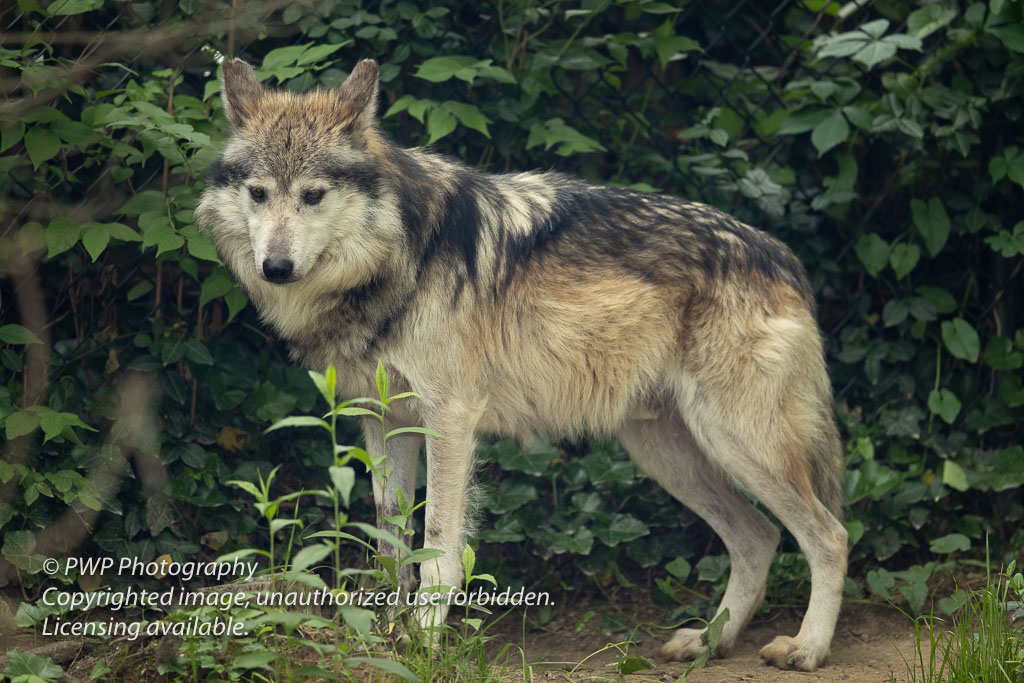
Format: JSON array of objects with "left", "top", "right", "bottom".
[{"left": 195, "top": 57, "right": 847, "bottom": 673}]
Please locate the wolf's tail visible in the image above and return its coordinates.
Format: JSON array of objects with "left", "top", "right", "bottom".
[{"left": 809, "top": 411, "right": 845, "bottom": 521}]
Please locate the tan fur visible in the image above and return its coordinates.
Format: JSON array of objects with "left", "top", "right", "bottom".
[{"left": 195, "top": 58, "right": 848, "bottom": 672}]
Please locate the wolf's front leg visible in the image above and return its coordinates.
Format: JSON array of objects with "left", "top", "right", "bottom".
[
  {"left": 364, "top": 416, "right": 422, "bottom": 597},
  {"left": 415, "top": 405, "right": 479, "bottom": 634}
]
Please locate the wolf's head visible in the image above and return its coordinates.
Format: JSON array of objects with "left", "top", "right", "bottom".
[{"left": 196, "top": 58, "right": 396, "bottom": 291}]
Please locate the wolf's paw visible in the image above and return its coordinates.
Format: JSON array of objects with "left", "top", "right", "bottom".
[
  {"left": 658, "top": 628, "right": 721, "bottom": 661},
  {"left": 758, "top": 635, "right": 828, "bottom": 671}
]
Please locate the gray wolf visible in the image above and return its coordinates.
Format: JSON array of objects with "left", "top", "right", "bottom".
[{"left": 195, "top": 58, "right": 847, "bottom": 671}]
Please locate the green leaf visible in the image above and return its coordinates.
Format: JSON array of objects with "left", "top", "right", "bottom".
[
  {"left": 48, "top": 0, "right": 103, "bottom": 15},
  {"left": 231, "top": 650, "right": 281, "bottom": 671},
  {"left": 941, "top": 318, "right": 980, "bottom": 363},
  {"left": 461, "top": 543, "right": 476, "bottom": 578},
  {"left": 882, "top": 298, "right": 912, "bottom": 327},
  {"left": 181, "top": 225, "right": 220, "bottom": 262},
  {"left": 182, "top": 338, "right": 213, "bottom": 365},
  {"left": 654, "top": 34, "right": 700, "bottom": 66},
  {"left": 264, "top": 416, "right": 330, "bottom": 433},
  {"left": 348, "top": 657, "right": 420, "bottom": 682},
  {"left": 811, "top": 110, "right": 850, "bottom": 156},
  {"left": 24, "top": 127, "right": 61, "bottom": 169},
  {"left": 414, "top": 56, "right": 479, "bottom": 83},
  {"left": 929, "top": 533, "right": 970, "bottom": 554},
  {"left": 889, "top": 243, "right": 919, "bottom": 280},
  {"left": 703, "top": 608, "right": 730, "bottom": 649},
  {"left": 907, "top": 5, "right": 957, "bottom": 39},
  {"left": 854, "top": 233, "right": 889, "bottom": 278},
  {"left": 819, "top": 36, "right": 868, "bottom": 59},
  {"left": 375, "top": 358, "right": 388, "bottom": 401},
  {"left": 642, "top": 2, "right": 682, "bottom": 13},
  {"left": 0, "top": 324, "right": 42, "bottom": 345},
  {"left": 38, "top": 410, "right": 67, "bottom": 443},
  {"left": 598, "top": 513, "right": 649, "bottom": 546},
  {"left": 916, "top": 286, "right": 956, "bottom": 314},
  {"left": 990, "top": 23, "right": 1024, "bottom": 53},
  {"left": 139, "top": 212, "right": 184, "bottom": 257},
  {"left": 262, "top": 44, "right": 311, "bottom": 71},
  {"left": 665, "top": 557, "right": 691, "bottom": 579},
  {"left": 443, "top": 101, "right": 491, "bottom": 138},
  {"left": 2, "top": 650, "right": 63, "bottom": 681},
  {"left": 853, "top": 41, "right": 897, "bottom": 69},
  {"left": 927, "top": 388, "right": 961, "bottom": 424},
  {"left": 81, "top": 223, "right": 110, "bottom": 261},
  {"left": 618, "top": 654, "right": 654, "bottom": 675},
  {"left": 105, "top": 222, "right": 141, "bottom": 242},
  {"left": 118, "top": 190, "right": 166, "bottom": 217},
  {"left": 425, "top": 106, "right": 456, "bottom": 144},
  {"left": 984, "top": 336, "right": 1023, "bottom": 370},
  {"left": 296, "top": 41, "right": 350, "bottom": 66},
  {"left": 199, "top": 267, "right": 233, "bottom": 307},
  {"left": 384, "top": 94, "right": 418, "bottom": 119},
  {"left": 526, "top": 118, "right": 605, "bottom": 156},
  {"left": 339, "top": 608, "right": 376, "bottom": 636},
  {"left": 984, "top": 222, "right": 1024, "bottom": 258},
  {"left": 5, "top": 410, "right": 39, "bottom": 440},
  {"left": 331, "top": 406, "right": 381, "bottom": 419},
  {"left": 489, "top": 480, "right": 538, "bottom": 514},
  {"left": 942, "top": 460, "right": 969, "bottom": 492},
  {"left": 329, "top": 466, "right": 355, "bottom": 506},
  {"left": 2, "top": 530, "right": 37, "bottom": 571},
  {"left": 882, "top": 34, "right": 922, "bottom": 50},
  {"left": 46, "top": 218, "right": 80, "bottom": 258},
  {"left": 224, "top": 285, "right": 247, "bottom": 321},
  {"left": 289, "top": 543, "right": 332, "bottom": 575},
  {"left": 990, "top": 156, "right": 1007, "bottom": 182},
  {"left": 310, "top": 369, "right": 332, "bottom": 408},
  {"left": 384, "top": 426, "right": 443, "bottom": 439},
  {"left": 866, "top": 568, "right": 895, "bottom": 598},
  {"left": 346, "top": 522, "right": 413, "bottom": 556},
  {"left": 778, "top": 108, "right": 831, "bottom": 135},
  {"left": 403, "top": 548, "right": 445, "bottom": 565},
  {"left": 842, "top": 105, "right": 872, "bottom": 130},
  {"left": 911, "top": 197, "right": 950, "bottom": 257}
]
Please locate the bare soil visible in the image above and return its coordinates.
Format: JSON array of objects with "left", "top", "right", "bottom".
[{"left": 487, "top": 600, "right": 922, "bottom": 682}]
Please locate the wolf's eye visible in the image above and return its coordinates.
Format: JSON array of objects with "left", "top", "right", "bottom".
[
  {"left": 249, "top": 187, "right": 266, "bottom": 202},
  {"left": 304, "top": 189, "right": 324, "bottom": 205}
]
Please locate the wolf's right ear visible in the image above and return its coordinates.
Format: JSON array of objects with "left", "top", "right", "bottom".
[
  {"left": 336, "top": 59, "right": 379, "bottom": 131},
  {"left": 221, "top": 59, "right": 263, "bottom": 129}
]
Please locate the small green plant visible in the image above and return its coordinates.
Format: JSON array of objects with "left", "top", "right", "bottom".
[
  {"left": 2, "top": 650, "right": 63, "bottom": 683},
  {"left": 214, "top": 362, "right": 518, "bottom": 681},
  {"left": 897, "top": 560, "right": 1024, "bottom": 683}
]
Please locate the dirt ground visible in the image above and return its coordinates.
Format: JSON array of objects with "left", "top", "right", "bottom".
[
  {"left": 1, "top": 597, "right": 925, "bottom": 682},
  {"left": 487, "top": 601, "right": 922, "bottom": 683}
]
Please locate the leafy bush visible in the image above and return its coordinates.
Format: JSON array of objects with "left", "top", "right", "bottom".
[{"left": 1, "top": 0, "right": 1021, "bottom": 617}]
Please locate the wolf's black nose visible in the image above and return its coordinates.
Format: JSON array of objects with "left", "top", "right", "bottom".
[{"left": 262, "top": 258, "right": 294, "bottom": 283}]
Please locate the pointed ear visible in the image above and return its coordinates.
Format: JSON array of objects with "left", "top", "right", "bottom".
[
  {"left": 221, "top": 58, "right": 263, "bottom": 129},
  {"left": 337, "top": 59, "right": 379, "bottom": 130}
]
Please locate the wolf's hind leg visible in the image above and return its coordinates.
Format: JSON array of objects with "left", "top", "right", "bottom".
[
  {"left": 677, "top": 395, "right": 847, "bottom": 672},
  {"left": 618, "top": 410, "right": 780, "bottom": 661}
]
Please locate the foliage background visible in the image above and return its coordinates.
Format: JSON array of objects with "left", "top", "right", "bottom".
[{"left": 1, "top": 0, "right": 1022, "bottom": 627}]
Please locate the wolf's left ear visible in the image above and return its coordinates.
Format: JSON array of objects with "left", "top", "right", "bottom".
[
  {"left": 221, "top": 58, "right": 263, "bottom": 129},
  {"left": 337, "top": 59, "right": 379, "bottom": 130}
]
